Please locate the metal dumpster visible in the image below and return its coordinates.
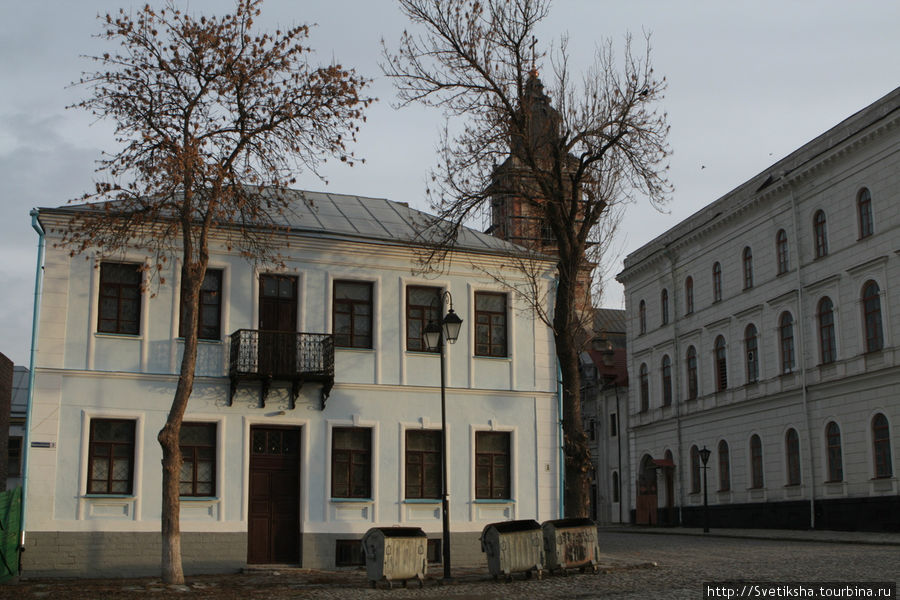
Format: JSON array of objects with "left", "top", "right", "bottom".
[
  {"left": 480, "top": 519, "right": 544, "bottom": 581},
  {"left": 541, "top": 517, "right": 600, "bottom": 574},
  {"left": 361, "top": 527, "right": 428, "bottom": 589}
]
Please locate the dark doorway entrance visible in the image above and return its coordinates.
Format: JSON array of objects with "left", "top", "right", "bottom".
[
  {"left": 248, "top": 426, "right": 301, "bottom": 564},
  {"left": 636, "top": 454, "right": 658, "bottom": 525},
  {"left": 258, "top": 275, "right": 298, "bottom": 377}
]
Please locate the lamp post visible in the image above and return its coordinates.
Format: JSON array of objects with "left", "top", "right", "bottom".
[
  {"left": 699, "top": 445, "right": 711, "bottom": 533},
  {"left": 423, "top": 291, "right": 462, "bottom": 581}
]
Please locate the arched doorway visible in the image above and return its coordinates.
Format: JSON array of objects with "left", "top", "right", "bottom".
[{"left": 636, "top": 454, "right": 658, "bottom": 525}]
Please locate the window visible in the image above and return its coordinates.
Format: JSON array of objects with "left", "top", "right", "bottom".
[
  {"left": 857, "top": 187, "right": 873, "bottom": 239},
  {"left": 610, "top": 413, "right": 617, "bottom": 437},
  {"left": 862, "top": 280, "right": 883, "bottom": 353},
  {"left": 474, "top": 292, "right": 508, "bottom": 357},
  {"left": 872, "top": 413, "right": 893, "bottom": 479},
  {"left": 776, "top": 229, "right": 789, "bottom": 275},
  {"left": 712, "top": 262, "right": 722, "bottom": 303},
  {"left": 405, "top": 429, "right": 441, "bottom": 499},
  {"left": 684, "top": 277, "right": 694, "bottom": 315},
  {"left": 714, "top": 336, "right": 727, "bottom": 391},
  {"left": 98, "top": 262, "right": 142, "bottom": 334},
  {"left": 7, "top": 436, "right": 22, "bottom": 478},
  {"left": 179, "top": 422, "right": 216, "bottom": 497},
  {"left": 333, "top": 281, "right": 373, "bottom": 349},
  {"left": 475, "top": 431, "right": 510, "bottom": 499},
  {"left": 638, "top": 299, "right": 647, "bottom": 335},
  {"left": 718, "top": 440, "right": 730, "bottom": 492},
  {"left": 742, "top": 247, "right": 753, "bottom": 290},
  {"left": 406, "top": 286, "right": 441, "bottom": 352},
  {"left": 826, "top": 421, "right": 843, "bottom": 482},
  {"left": 660, "top": 289, "right": 669, "bottom": 325},
  {"left": 661, "top": 355, "right": 672, "bottom": 407},
  {"left": 331, "top": 427, "right": 372, "bottom": 498},
  {"left": 639, "top": 363, "right": 649, "bottom": 412},
  {"left": 179, "top": 269, "right": 223, "bottom": 340},
  {"left": 786, "top": 428, "right": 801, "bottom": 486},
  {"left": 817, "top": 297, "right": 836, "bottom": 364},
  {"left": 690, "top": 445, "right": 700, "bottom": 493},
  {"left": 779, "top": 312, "right": 795, "bottom": 374},
  {"left": 87, "top": 419, "right": 136, "bottom": 495},
  {"left": 686, "top": 346, "right": 698, "bottom": 400},
  {"left": 612, "top": 471, "right": 620, "bottom": 503},
  {"left": 813, "top": 210, "right": 828, "bottom": 258},
  {"left": 744, "top": 324, "right": 758, "bottom": 384},
  {"left": 750, "top": 434, "right": 764, "bottom": 489}
]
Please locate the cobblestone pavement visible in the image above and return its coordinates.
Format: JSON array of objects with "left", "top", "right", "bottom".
[{"left": 4, "top": 532, "right": 899, "bottom": 599}]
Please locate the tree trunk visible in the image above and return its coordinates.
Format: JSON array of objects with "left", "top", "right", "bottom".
[
  {"left": 158, "top": 262, "right": 205, "bottom": 584},
  {"left": 554, "top": 258, "right": 591, "bottom": 518}
]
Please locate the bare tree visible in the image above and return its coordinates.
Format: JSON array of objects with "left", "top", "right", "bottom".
[
  {"left": 383, "top": 0, "right": 669, "bottom": 517},
  {"left": 61, "top": 0, "right": 371, "bottom": 583}
]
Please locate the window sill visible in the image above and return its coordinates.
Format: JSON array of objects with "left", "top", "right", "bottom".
[
  {"left": 331, "top": 497, "right": 374, "bottom": 503},
  {"left": 94, "top": 332, "right": 141, "bottom": 340},
  {"left": 473, "top": 355, "right": 511, "bottom": 361},
  {"left": 405, "top": 350, "right": 440, "bottom": 356},
  {"left": 175, "top": 338, "right": 223, "bottom": 345},
  {"left": 473, "top": 498, "right": 514, "bottom": 504},
  {"left": 180, "top": 496, "right": 219, "bottom": 502},
  {"left": 403, "top": 498, "right": 440, "bottom": 504},
  {"left": 82, "top": 494, "right": 135, "bottom": 499}
]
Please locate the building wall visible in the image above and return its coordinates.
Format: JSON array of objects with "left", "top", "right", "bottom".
[
  {"left": 25, "top": 219, "right": 560, "bottom": 575},
  {"left": 618, "top": 88, "right": 900, "bottom": 530}
]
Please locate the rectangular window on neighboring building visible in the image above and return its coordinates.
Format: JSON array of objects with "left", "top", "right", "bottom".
[
  {"left": 87, "top": 419, "right": 136, "bottom": 495},
  {"left": 406, "top": 286, "right": 441, "bottom": 352},
  {"left": 475, "top": 431, "right": 510, "bottom": 499},
  {"left": 179, "top": 269, "right": 223, "bottom": 340},
  {"left": 474, "top": 292, "right": 507, "bottom": 357},
  {"left": 7, "top": 436, "right": 22, "bottom": 477},
  {"left": 98, "top": 262, "right": 142, "bottom": 334},
  {"left": 179, "top": 422, "right": 216, "bottom": 497},
  {"left": 333, "top": 281, "right": 373, "bottom": 349},
  {"left": 331, "top": 427, "right": 372, "bottom": 498},
  {"left": 405, "top": 429, "right": 441, "bottom": 499}
]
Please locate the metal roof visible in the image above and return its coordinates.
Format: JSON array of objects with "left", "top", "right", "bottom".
[{"left": 44, "top": 189, "right": 539, "bottom": 258}]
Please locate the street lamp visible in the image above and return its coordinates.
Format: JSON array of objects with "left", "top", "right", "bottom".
[
  {"left": 699, "top": 445, "right": 711, "bottom": 533},
  {"left": 423, "top": 291, "right": 462, "bottom": 581}
]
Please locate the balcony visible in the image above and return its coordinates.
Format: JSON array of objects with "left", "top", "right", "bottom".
[{"left": 229, "top": 330, "right": 334, "bottom": 409}]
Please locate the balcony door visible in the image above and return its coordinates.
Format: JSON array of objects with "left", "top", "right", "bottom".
[{"left": 258, "top": 274, "right": 298, "bottom": 377}]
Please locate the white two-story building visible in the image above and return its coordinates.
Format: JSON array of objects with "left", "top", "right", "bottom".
[
  {"left": 23, "top": 190, "right": 561, "bottom": 576},
  {"left": 618, "top": 87, "right": 900, "bottom": 530}
]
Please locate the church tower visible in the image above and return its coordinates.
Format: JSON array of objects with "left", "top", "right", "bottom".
[{"left": 488, "top": 72, "right": 595, "bottom": 321}]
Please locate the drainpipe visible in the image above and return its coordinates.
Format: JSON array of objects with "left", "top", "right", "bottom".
[
  {"left": 665, "top": 249, "right": 684, "bottom": 525},
  {"left": 788, "top": 190, "right": 816, "bottom": 529},
  {"left": 553, "top": 276, "right": 565, "bottom": 518},
  {"left": 21, "top": 209, "right": 46, "bottom": 556}
]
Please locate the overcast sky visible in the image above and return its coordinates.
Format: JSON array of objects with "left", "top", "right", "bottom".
[{"left": 1, "top": 1, "right": 898, "bottom": 366}]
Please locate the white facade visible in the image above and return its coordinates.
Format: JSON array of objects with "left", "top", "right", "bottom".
[
  {"left": 24, "top": 192, "right": 560, "bottom": 575},
  {"left": 617, "top": 88, "right": 900, "bottom": 529}
]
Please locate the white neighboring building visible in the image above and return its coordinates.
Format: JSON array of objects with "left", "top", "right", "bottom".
[
  {"left": 617, "top": 88, "right": 900, "bottom": 530},
  {"left": 24, "top": 190, "right": 560, "bottom": 576}
]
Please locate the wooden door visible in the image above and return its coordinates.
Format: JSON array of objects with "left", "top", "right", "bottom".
[
  {"left": 248, "top": 427, "right": 301, "bottom": 564},
  {"left": 258, "top": 275, "right": 298, "bottom": 376}
]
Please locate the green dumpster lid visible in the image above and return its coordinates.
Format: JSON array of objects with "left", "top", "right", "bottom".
[
  {"left": 485, "top": 519, "right": 541, "bottom": 533},
  {"left": 543, "top": 518, "right": 596, "bottom": 528}
]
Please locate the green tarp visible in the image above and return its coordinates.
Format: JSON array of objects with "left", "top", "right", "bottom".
[{"left": 0, "top": 487, "right": 21, "bottom": 583}]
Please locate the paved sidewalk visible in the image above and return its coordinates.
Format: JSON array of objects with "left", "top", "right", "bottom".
[{"left": 600, "top": 525, "right": 900, "bottom": 546}]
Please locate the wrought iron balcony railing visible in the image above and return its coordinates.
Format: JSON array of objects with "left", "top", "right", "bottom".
[{"left": 228, "top": 330, "right": 334, "bottom": 409}]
